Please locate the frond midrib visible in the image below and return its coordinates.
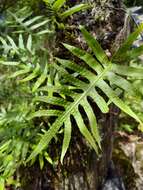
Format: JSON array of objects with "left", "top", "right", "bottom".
[{"left": 27, "top": 64, "right": 111, "bottom": 161}]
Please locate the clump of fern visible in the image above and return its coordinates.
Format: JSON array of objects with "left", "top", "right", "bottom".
[{"left": 0, "top": 1, "right": 90, "bottom": 187}]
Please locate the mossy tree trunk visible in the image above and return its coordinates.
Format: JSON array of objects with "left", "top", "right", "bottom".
[{"left": 19, "top": 0, "right": 127, "bottom": 189}]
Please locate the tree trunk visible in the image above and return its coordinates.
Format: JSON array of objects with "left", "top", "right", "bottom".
[{"left": 19, "top": 0, "right": 127, "bottom": 189}]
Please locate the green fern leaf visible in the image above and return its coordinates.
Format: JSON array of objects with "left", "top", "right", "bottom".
[
  {"left": 36, "top": 29, "right": 52, "bottom": 35},
  {"left": 20, "top": 63, "right": 40, "bottom": 82},
  {"left": 27, "top": 61, "right": 110, "bottom": 162},
  {"left": 44, "top": 152, "right": 53, "bottom": 165},
  {"left": 27, "top": 30, "right": 143, "bottom": 162},
  {"left": 63, "top": 29, "right": 142, "bottom": 124},
  {"left": 7, "top": 36, "right": 18, "bottom": 53},
  {"left": 81, "top": 98, "right": 101, "bottom": 148},
  {"left": 60, "top": 117, "right": 71, "bottom": 164},
  {"left": 32, "top": 65, "right": 48, "bottom": 92},
  {"left": 0, "top": 177, "right": 5, "bottom": 190},
  {"left": 26, "top": 35, "right": 32, "bottom": 52},
  {"left": 96, "top": 80, "right": 141, "bottom": 123},
  {"left": 21, "top": 142, "right": 29, "bottom": 161},
  {"left": 23, "top": 16, "right": 43, "bottom": 27},
  {"left": 18, "top": 34, "right": 25, "bottom": 50},
  {"left": 52, "top": 0, "right": 66, "bottom": 11},
  {"left": 0, "top": 61, "right": 19, "bottom": 66},
  {"left": 8, "top": 10, "right": 50, "bottom": 35},
  {"left": 74, "top": 111, "right": 99, "bottom": 153},
  {"left": 80, "top": 25, "right": 109, "bottom": 64},
  {"left": 30, "top": 20, "right": 49, "bottom": 31},
  {"left": 39, "top": 154, "right": 44, "bottom": 170},
  {"left": 61, "top": 4, "right": 89, "bottom": 19},
  {"left": 10, "top": 68, "right": 31, "bottom": 78},
  {"left": 56, "top": 58, "right": 109, "bottom": 113},
  {"left": 28, "top": 110, "right": 63, "bottom": 119}
]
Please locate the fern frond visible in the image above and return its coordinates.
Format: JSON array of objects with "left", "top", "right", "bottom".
[
  {"left": 52, "top": 0, "right": 66, "bottom": 11},
  {"left": 27, "top": 26, "right": 143, "bottom": 163},
  {"left": 61, "top": 4, "right": 89, "bottom": 19},
  {"left": 79, "top": 25, "right": 109, "bottom": 65},
  {"left": 60, "top": 117, "right": 71, "bottom": 164},
  {"left": 0, "top": 34, "right": 49, "bottom": 91},
  {"left": 27, "top": 61, "right": 110, "bottom": 162},
  {"left": 7, "top": 10, "right": 52, "bottom": 36}
]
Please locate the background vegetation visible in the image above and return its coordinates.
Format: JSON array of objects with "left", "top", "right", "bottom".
[{"left": 124, "top": 0, "right": 143, "bottom": 7}]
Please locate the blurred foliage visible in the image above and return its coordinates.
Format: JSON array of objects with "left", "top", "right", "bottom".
[
  {"left": 0, "top": 0, "right": 90, "bottom": 188},
  {"left": 119, "top": 58, "right": 143, "bottom": 133},
  {"left": 124, "top": 0, "right": 143, "bottom": 7}
]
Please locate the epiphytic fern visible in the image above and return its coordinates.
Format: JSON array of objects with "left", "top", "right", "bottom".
[
  {"left": 43, "top": 0, "right": 89, "bottom": 19},
  {"left": 27, "top": 26, "right": 143, "bottom": 163}
]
